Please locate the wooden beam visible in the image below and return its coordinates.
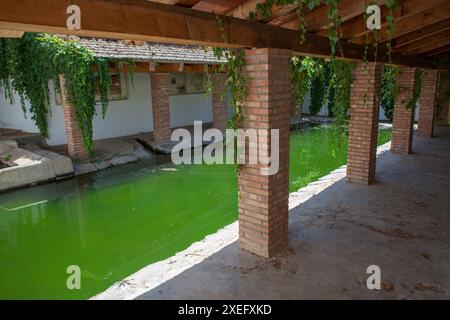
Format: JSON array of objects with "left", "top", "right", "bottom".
[
  {"left": 176, "top": 0, "right": 202, "bottom": 7},
  {"left": 392, "top": 18, "right": 450, "bottom": 49},
  {"left": 150, "top": 0, "right": 180, "bottom": 5},
  {"left": 95, "top": 61, "right": 223, "bottom": 73},
  {"left": 394, "top": 29, "right": 450, "bottom": 54},
  {"left": 352, "top": 0, "right": 450, "bottom": 44},
  {"left": 192, "top": 0, "right": 247, "bottom": 15},
  {"left": 412, "top": 37, "right": 450, "bottom": 55},
  {"left": 227, "top": 0, "right": 299, "bottom": 22},
  {"left": 0, "top": 0, "right": 434, "bottom": 68},
  {"left": 0, "top": 29, "right": 24, "bottom": 38},
  {"left": 422, "top": 44, "right": 450, "bottom": 57},
  {"left": 282, "top": 0, "right": 384, "bottom": 32},
  {"left": 338, "top": 4, "right": 398, "bottom": 40}
]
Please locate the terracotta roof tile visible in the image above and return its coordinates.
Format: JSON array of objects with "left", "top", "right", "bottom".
[{"left": 77, "top": 38, "right": 226, "bottom": 64}]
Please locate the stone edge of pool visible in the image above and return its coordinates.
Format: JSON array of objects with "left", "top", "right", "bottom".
[{"left": 91, "top": 141, "right": 392, "bottom": 300}]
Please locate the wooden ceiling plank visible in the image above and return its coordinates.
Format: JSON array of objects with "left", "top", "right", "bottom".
[
  {"left": 395, "top": 29, "right": 450, "bottom": 54},
  {"left": 412, "top": 38, "right": 450, "bottom": 55},
  {"left": 393, "top": 18, "right": 450, "bottom": 49},
  {"left": 0, "top": 29, "right": 24, "bottom": 38},
  {"left": 0, "top": 0, "right": 434, "bottom": 68},
  {"left": 282, "top": 0, "right": 384, "bottom": 32},
  {"left": 192, "top": 0, "right": 247, "bottom": 15},
  {"left": 423, "top": 44, "right": 450, "bottom": 57},
  {"left": 352, "top": 0, "right": 450, "bottom": 44}
]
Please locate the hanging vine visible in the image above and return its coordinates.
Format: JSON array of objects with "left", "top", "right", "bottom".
[
  {"left": 0, "top": 33, "right": 135, "bottom": 154},
  {"left": 309, "top": 59, "right": 326, "bottom": 115},
  {"left": 205, "top": 15, "right": 248, "bottom": 130},
  {"left": 405, "top": 69, "right": 424, "bottom": 110},
  {"left": 206, "top": 0, "right": 404, "bottom": 151},
  {"left": 385, "top": 0, "right": 399, "bottom": 63},
  {"left": 328, "top": 60, "right": 355, "bottom": 149},
  {"left": 380, "top": 65, "right": 399, "bottom": 121}
]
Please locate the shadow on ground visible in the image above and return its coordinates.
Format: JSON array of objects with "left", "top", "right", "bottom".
[{"left": 137, "top": 127, "right": 450, "bottom": 300}]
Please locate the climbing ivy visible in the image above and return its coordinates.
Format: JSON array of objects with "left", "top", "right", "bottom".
[
  {"left": 206, "top": 15, "right": 248, "bottom": 130},
  {"left": 385, "top": 0, "right": 399, "bottom": 63},
  {"left": 309, "top": 59, "right": 326, "bottom": 115},
  {"left": 380, "top": 65, "right": 399, "bottom": 121},
  {"left": 0, "top": 33, "right": 135, "bottom": 154},
  {"left": 405, "top": 69, "right": 424, "bottom": 110},
  {"left": 291, "top": 56, "right": 317, "bottom": 110},
  {"left": 328, "top": 59, "right": 355, "bottom": 148}
]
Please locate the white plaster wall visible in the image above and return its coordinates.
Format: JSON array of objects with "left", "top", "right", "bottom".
[
  {"left": 0, "top": 73, "right": 225, "bottom": 146},
  {"left": 0, "top": 89, "right": 41, "bottom": 134},
  {"left": 169, "top": 93, "right": 213, "bottom": 128}
]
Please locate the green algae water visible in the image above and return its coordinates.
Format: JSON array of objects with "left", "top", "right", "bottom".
[
  {"left": 289, "top": 126, "right": 392, "bottom": 192},
  {"left": 0, "top": 126, "right": 391, "bottom": 299}
]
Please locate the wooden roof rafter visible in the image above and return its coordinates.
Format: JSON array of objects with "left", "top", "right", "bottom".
[{"left": 0, "top": 0, "right": 443, "bottom": 68}]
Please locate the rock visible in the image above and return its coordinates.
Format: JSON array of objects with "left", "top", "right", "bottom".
[
  {"left": 110, "top": 154, "right": 139, "bottom": 167},
  {"left": 32, "top": 149, "right": 74, "bottom": 177},
  {"left": 0, "top": 141, "right": 56, "bottom": 192},
  {"left": 74, "top": 163, "right": 97, "bottom": 176}
]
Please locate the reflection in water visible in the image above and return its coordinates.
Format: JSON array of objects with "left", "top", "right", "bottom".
[
  {"left": 0, "top": 160, "right": 238, "bottom": 299},
  {"left": 0, "top": 127, "right": 391, "bottom": 299}
]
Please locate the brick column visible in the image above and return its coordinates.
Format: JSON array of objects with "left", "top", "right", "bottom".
[
  {"left": 347, "top": 62, "right": 383, "bottom": 185},
  {"left": 59, "top": 75, "right": 88, "bottom": 161},
  {"left": 151, "top": 73, "right": 171, "bottom": 144},
  {"left": 437, "top": 73, "right": 450, "bottom": 126},
  {"left": 238, "top": 48, "right": 292, "bottom": 258},
  {"left": 417, "top": 69, "right": 438, "bottom": 137},
  {"left": 391, "top": 67, "right": 416, "bottom": 154},
  {"left": 211, "top": 73, "right": 227, "bottom": 132}
]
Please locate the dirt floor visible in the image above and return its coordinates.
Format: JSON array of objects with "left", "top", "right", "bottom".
[{"left": 135, "top": 127, "right": 450, "bottom": 300}]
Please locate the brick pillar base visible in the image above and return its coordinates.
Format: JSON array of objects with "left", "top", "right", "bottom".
[
  {"left": 238, "top": 48, "right": 291, "bottom": 258},
  {"left": 59, "top": 75, "right": 88, "bottom": 161},
  {"left": 151, "top": 73, "right": 171, "bottom": 143},
  {"left": 391, "top": 67, "right": 416, "bottom": 154},
  {"left": 347, "top": 62, "right": 383, "bottom": 185},
  {"left": 437, "top": 73, "right": 450, "bottom": 126},
  {"left": 212, "top": 74, "right": 227, "bottom": 132},
  {"left": 417, "top": 69, "right": 438, "bottom": 137}
]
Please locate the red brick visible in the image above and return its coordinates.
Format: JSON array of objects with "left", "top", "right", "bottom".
[
  {"left": 238, "top": 48, "right": 292, "bottom": 258},
  {"left": 151, "top": 73, "right": 171, "bottom": 143},
  {"left": 59, "top": 75, "right": 88, "bottom": 161},
  {"left": 417, "top": 69, "right": 438, "bottom": 137},
  {"left": 347, "top": 62, "right": 383, "bottom": 185},
  {"left": 211, "top": 74, "right": 227, "bottom": 132},
  {"left": 391, "top": 67, "right": 416, "bottom": 154}
]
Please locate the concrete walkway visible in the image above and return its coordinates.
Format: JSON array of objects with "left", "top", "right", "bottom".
[{"left": 136, "top": 127, "right": 450, "bottom": 300}]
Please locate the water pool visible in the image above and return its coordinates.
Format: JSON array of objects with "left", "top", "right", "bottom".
[{"left": 0, "top": 126, "right": 391, "bottom": 299}]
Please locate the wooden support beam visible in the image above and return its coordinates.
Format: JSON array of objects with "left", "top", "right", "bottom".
[
  {"left": 193, "top": 0, "right": 247, "bottom": 15},
  {"left": 338, "top": 4, "right": 398, "bottom": 40},
  {"left": 0, "top": 29, "right": 24, "bottom": 38},
  {"left": 412, "top": 37, "right": 450, "bottom": 55},
  {"left": 394, "top": 29, "right": 450, "bottom": 54},
  {"left": 423, "top": 44, "right": 450, "bottom": 58},
  {"left": 94, "top": 61, "right": 223, "bottom": 73},
  {"left": 150, "top": 0, "right": 180, "bottom": 5},
  {"left": 352, "top": 0, "right": 450, "bottom": 45},
  {"left": 0, "top": 0, "right": 434, "bottom": 68},
  {"left": 392, "top": 18, "right": 450, "bottom": 49},
  {"left": 282, "top": 0, "right": 384, "bottom": 32}
]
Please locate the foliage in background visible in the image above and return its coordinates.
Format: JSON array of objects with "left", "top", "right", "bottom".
[
  {"left": 405, "top": 69, "right": 424, "bottom": 110},
  {"left": 207, "top": 15, "right": 248, "bottom": 130},
  {"left": 0, "top": 33, "right": 135, "bottom": 154},
  {"left": 323, "top": 63, "right": 336, "bottom": 117},
  {"left": 309, "top": 60, "right": 326, "bottom": 116},
  {"left": 328, "top": 59, "right": 355, "bottom": 149},
  {"left": 380, "top": 65, "right": 399, "bottom": 121}
]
